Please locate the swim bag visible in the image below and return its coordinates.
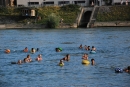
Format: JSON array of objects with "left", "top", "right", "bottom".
[{"left": 115, "top": 68, "right": 123, "bottom": 73}]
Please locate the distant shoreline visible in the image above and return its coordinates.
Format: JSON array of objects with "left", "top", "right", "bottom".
[
  {"left": 0, "top": 21, "right": 130, "bottom": 29},
  {"left": 93, "top": 21, "right": 130, "bottom": 27},
  {"left": 0, "top": 23, "right": 77, "bottom": 29}
]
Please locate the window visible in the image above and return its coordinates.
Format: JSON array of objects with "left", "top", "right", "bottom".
[
  {"left": 28, "top": 2, "right": 39, "bottom": 5},
  {"left": 58, "top": 1, "right": 69, "bottom": 4},
  {"left": 43, "top": 1, "right": 54, "bottom": 4},
  {"left": 77, "top": 1, "right": 85, "bottom": 3}
]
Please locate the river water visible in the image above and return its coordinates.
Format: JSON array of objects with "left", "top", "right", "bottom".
[{"left": 0, "top": 27, "right": 130, "bottom": 87}]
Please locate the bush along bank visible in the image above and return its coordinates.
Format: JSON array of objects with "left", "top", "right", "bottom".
[
  {"left": 96, "top": 6, "right": 130, "bottom": 22},
  {"left": 93, "top": 6, "right": 130, "bottom": 27},
  {"left": 0, "top": 4, "right": 80, "bottom": 28}
]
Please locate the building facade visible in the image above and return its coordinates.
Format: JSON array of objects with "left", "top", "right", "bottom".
[
  {"left": 17, "top": 0, "right": 102, "bottom": 7},
  {"left": 0, "top": 0, "right": 127, "bottom": 7},
  {"left": 0, "top": 0, "right": 17, "bottom": 7},
  {"left": 0, "top": 0, "right": 10, "bottom": 6}
]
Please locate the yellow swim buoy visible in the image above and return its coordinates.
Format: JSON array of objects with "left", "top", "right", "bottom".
[
  {"left": 59, "top": 63, "right": 64, "bottom": 67},
  {"left": 82, "top": 60, "right": 90, "bottom": 65}
]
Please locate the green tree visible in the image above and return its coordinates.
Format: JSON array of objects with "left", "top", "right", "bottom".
[{"left": 46, "top": 13, "right": 60, "bottom": 28}]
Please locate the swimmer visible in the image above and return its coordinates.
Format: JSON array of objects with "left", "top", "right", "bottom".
[
  {"left": 82, "top": 53, "right": 88, "bottom": 60},
  {"left": 66, "top": 54, "right": 70, "bottom": 61},
  {"left": 23, "top": 54, "right": 32, "bottom": 63},
  {"left": 5, "top": 49, "right": 10, "bottom": 53},
  {"left": 123, "top": 66, "right": 130, "bottom": 73},
  {"left": 91, "top": 58, "right": 95, "bottom": 65},
  {"left": 36, "top": 54, "right": 42, "bottom": 61},
  {"left": 84, "top": 45, "right": 87, "bottom": 50},
  {"left": 23, "top": 47, "right": 28, "bottom": 52},
  {"left": 55, "top": 48, "right": 62, "bottom": 52},
  {"left": 59, "top": 59, "right": 64, "bottom": 66},
  {"left": 62, "top": 57, "right": 67, "bottom": 61},
  {"left": 92, "top": 46, "right": 96, "bottom": 51},
  {"left": 85, "top": 46, "right": 90, "bottom": 50},
  {"left": 36, "top": 48, "right": 39, "bottom": 52},
  {"left": 63, "top": 54, "right": 70, "bottom": 61},
  {"left": 86, "top": 46, "right": 90, "bottom": 50},
  {"left": 79, "top": 44, "right": 83, "bottom": 49},
  {"left": 17, "top": 60, "right": 23, "bottom": 64},
  {"left": 31, "top": 48, "right": 36, "bottom": 53},
  {"left": 56, "top": 48, "right": 60, "bottom": 52}
]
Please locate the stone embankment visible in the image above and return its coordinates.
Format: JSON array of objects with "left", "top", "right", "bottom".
[
  {"left": 0, "top": 23, "right": 77, "bottom": 29},
  {"left": 0, "top": 23, "right": 45, "bottom": 29},
  {"left": 94, "top": 21, "right": 130, "bottom": 27}
]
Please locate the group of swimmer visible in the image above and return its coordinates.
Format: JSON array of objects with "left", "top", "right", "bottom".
[
  {"left": 58, "top": 45, "right": 96, "bottom": 67},
  {"left": 9, "top": 47, "right": 42, "bottom": 64},
  {"left": 79, "top": 44, "right": 96, "bottom": 65},
  {"left": 82, "top": 53, "right": 95, "bottom": 65},
  {"left": 5, "top": 45, "right": 130, "bottom": 73},
  {"left": 17, "top": 54, "right": 42, "bottom": 64},
  {"left": 58, "top": 54, "right": 70, "bottom": 66},
  {"left": 79, "top": 44, "right": 96, "bottom": 51},
  {"left": 79, "top": 44, "right": 130, "bottom": 73},
  {"left": 5, "top": 47, "right": 39, "bottom": 54}
]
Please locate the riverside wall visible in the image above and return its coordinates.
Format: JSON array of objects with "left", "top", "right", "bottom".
[
  {"left": 0, "top": 23, "right": 77, "bottom": 29},
  {"left": 94, "top": 21, "right": 130, "bottom": 27},
  {"left": 0, "top": 24, "right": 45, "bottom": 29},
  {"left": 1, "top": 22, "right": 130, "bottom": 29}
]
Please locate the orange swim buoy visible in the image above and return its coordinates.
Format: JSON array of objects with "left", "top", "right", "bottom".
[{"left": 5, "top": 49, "right": 10, "bottom": 53}]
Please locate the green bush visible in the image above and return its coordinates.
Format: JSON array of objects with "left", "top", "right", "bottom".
[
  {"left": 60, "top": 4, "right": 80, "bottom": 12},
  {"left": 46, "top": 13, "right": 60, "bottom": 28},
  {"left": 0, "top": 5, "right": 80, "bottom": 25},
  {"left": 97, "top": 6, "right": 130, "bottom": 22}
]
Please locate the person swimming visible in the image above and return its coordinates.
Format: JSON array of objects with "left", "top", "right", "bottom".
[
  {"left": 36, "top": 54, "right": 42, "bottom": 61},
  {"left": 55, "top": 48, "right": 62, "bottom": 52},
  {"left": 123, "top": 66, "right": 130, "bottom": 73},
  {"left": 23, "top": 47, "right": 28, "bottom": 52},
  {"left": 86, "top": 46, "right": 90, "bottom": 50},
  {"left": 82, "top": 53, "right": 88, "bottom": 60},
  {"left": 63, "top": 54, "right": 70, "bottom": 61},
  {"left": 17, "top": 60, "right": 23, "bottom": 64},
  {"left": 59, "top": 59, "right": 64, "bottom": 66},
  {"left": 84, "top": 45, "right": 87, "bottom": 50},
  {"left": 23, "top": 54, "right": 32, "bottom": 63},
  {"left": 31, "top": 48, "right": 36, "bottom": 53},
  {"left": 92, "top": 46, "right": 96, "bottom": 51},
  {"left": 5, "top": 49, "right": 10, "bottom": 53},
  {"left": 91, "top": 58, "right": 95, "bottom": 65},
  {"left": 36, "top": 48, "right": 39, "bottom": 52},
  {"left": 79, "top": 44, "right": 83, "bottom": 49}
]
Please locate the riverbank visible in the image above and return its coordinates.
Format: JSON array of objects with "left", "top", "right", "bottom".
[
  {"left": 93, "top": 21, "right": 130, "bottom": 27},
  {"left": 0, "top": 23, "right": 77, "bottom": 29},
  {"left": 1, "top": 21, "right": 130, "bottom": 29}
]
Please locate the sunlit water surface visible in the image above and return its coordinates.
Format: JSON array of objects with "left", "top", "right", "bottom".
[{"left": 0, "top": 27, "right": 130, "bottom": 87}]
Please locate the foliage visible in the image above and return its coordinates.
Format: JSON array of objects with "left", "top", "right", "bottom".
[
  {"left": 37, "top": 5, "right": 80, "bottom": 24},
  {"left": 46, "top": 13, "right": 60, "bottom": 28},
  {"left": 0, "top": 5, "right": 80, "bottom": 25},
  {"left": 96, "top": 6, "right": 130, "bottom": 22},
  {"left": 0, "top": 7, "right": 20, "bottom": 16},
  {"left": 60, "top": 4, "right": 80, "bottom": 12}
]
